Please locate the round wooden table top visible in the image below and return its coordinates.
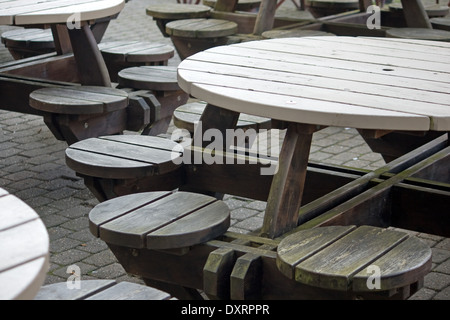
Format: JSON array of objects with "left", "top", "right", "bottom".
[
  {"left": 0, "top": 0, "right": 125, "bottom": 26},
  {"left": 0, "top": 188, "right": 49, "bottom": 300},
  {"left": 177, "top": 36, "right": 450, "bottom": 132}
]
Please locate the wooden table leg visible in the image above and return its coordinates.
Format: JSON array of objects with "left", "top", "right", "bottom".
[
  {"left": 68, "top": 23, "right": 111, "bottom": 86},
  {"left": 261, "top": 122, "right": 318, "bottom": 239},
  {"left": 401, "top": 0, "right": 432, "bottom": 28}
]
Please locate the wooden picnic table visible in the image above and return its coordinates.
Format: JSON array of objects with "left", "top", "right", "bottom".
[
  {"left": 0, "top": 0, "right": 125, "bottom": 86},
  {"left": 177, "top": 36, "right": 450, "bottom": 238},
  {"left": 0, "top": 1, "right": 159, "bottom": 145},
  {"left": 0, "top": 188, "right": 49, "bottom": 300}
]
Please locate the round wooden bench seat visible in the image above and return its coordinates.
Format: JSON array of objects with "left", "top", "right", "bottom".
[
  {"left": 277, "top": 225, "right": 432, "bottom": 299},
  {"left": 118, "top": 66, "right": 181, "bottom": 92},
  {"left": 34, "top": 280, "right": 174, "bottom": 300},
  {"left": 389, "top": 3, "right": 449, "bottom": 18},
  {"left": 29, "top": 86, "right": 128, "bottom": 115},
  {"left": 146, "top": 4, "right": 212, "bottom": 37},
  {"left": 173, "top": 101, "right": 272, "bottom": 134},
  {"left": 118, "top": 66, "right": 189, "bottom": 135},
  {"left": 307, "top": 0, "right": 359, "bottom": 18},
  {"left": 262, "top": 29, "right": 335, "bottom": 39},
  {"left": 203, "top": 0, "right": 262, "bottom": 11},
  {"left": 98, "top": 41, "right": 175, "bottom": 82},
  {"left": 430, "top": 17, "right": 450, "bottom": 31},
  {"left": 165, "top": 18, "right": 238, "bottom": 59},
  {"left": 89, "top": 191, "right": 231, "bottom": 250},
  {"left": 65, "top": 135, "right": 184, "bottom": 201},
  {"left": 386, "top": 28, "right": 450, "bottom": 41},
  {"left": 1, "top": 28, "right": 55, "bottom": 60},
  {"left": 29, "top": 86, "right": 129, "bottom": 145}
]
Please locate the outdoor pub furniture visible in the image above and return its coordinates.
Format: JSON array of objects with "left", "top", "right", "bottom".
[
  {"left": 177, "top": 36, "right": 450, "bottom": 238},
  {"left": 0, "top": 188, "right": 49, "bottom": 300},
  {"left": 0, "top": 0, "right": 161, "bottom": 144},
  {"left": 81, "top": 36, "right": 448, "bottom": 300}
]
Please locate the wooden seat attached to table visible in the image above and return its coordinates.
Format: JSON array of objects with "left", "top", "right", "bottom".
[
  {"left": 386, "top": 28, "right": 450, "bottom": 42},
  {"left": 29, "top": 86, "right": 130, "bottom": 145},
  {"left": 118, "top": 66, "right": 189, "bottom": 135},
  {"left": 35, "top": 279, "right": 175, "bottom": 300},
  {"left": 307, "top": 0, "right": 359, "bottom": 18},
  {"left": 165, "top": 18, "right": 238, "bottom": 60},
  {"left": 262, "top": 28, "right": 335, "bottom": 39},
  {"left": 88, "top": 190, "right": 230, "bottom": 299},
  {"left": 146, "top": 4, "right": 212, "bottom": 37},
  {"left": 98, "top": 41, "right": 175, "bottom": 82},
  {"left": 65, "top": 135, "right": 184, "bottom": 202},
  {"left": 277, "top": 225, "right": 432, "bottom": 299},
  {"left": 89, "top": 191, "right": 230, "bottom": 250},
  {"left": 1, "top": 28, "right": 55, "bottom": 60},
  {"left": 430, "top": 17, "right": 450, "bottom": 31},
  {"left": 174, "top": 101, "right": 272, "bottom": 134},
  {"left": 203, "top": 0, "right": 261, "bottom": 11}
]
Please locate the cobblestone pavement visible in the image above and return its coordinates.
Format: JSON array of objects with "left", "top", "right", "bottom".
[{"left": 0, "top": 0, "right": 449, "bottom": 300}]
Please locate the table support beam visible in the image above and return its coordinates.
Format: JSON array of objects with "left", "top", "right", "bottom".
[
  {"left": 261, "top": 123, "right": 317, "bottom": 239},
  {"left": 400, "top": 0, "right": 432, "bottom": 28},
  {"left": 68, "top": 23, "right": 111, "bottom": 86},
  {"left": 253, "top": 0, "right": 278, "bottom": 35}
]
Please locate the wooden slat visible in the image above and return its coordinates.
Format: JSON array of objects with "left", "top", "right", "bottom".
[
  {"left": 0, "top": 257, "right": 48, "bottom": 300},
  {"left": 191, "top": 44, "right": 450, "bottom": 85},
  {"left": 277, "top": 225, "right": 356, "bottom": 280},
  {"left": 179, "top": 60, "right": 450, "bottom": 107},
  {"left": 13, "top": 0, "right": 125, "bottom": 26},
  {"left": 34, "top": 280, "right": 173, "bottom": 300},
  {"left": 87, "top": 282, "right": 172, "bottom": 300},
  {"left": 97, "top": 192, "right": 217, "bottom": 248},
  {"left": 99, "top": 41, "right": 174, "bottom": 63},
  {"left": 293, "top": 226, "right": 408, "bottom": 291},
  {"left": 165, "top": 18, "right": 237, "bottom": 38},
  {"left": 29, "top": 86, "right": 128, "bottom": 114},
  {"left": 65, "top": 136, "right": 183, "bottom": 177},
  {"left": 0, "top": 194, "right": 41, "bottom": 231},
  {"left": 178, "top": 64, "right": 450, "bottom": 114},
  {"left": 146, "top": 200, "right": 230, "bottom": 249},
  {"left": 174, "top": 101, "right": 270, "bottom": 132},
  {"left": 352, "top": 236, "right": 432, "bottom": 292},
  {"left": 178, "top": 37, "right": 450, "bottom": 130},
  {"left": 145, "top": 4, "right": 211, "bottom": 20},
  {"left": 0, "top": 219, "right": 49, "bottom": 272},
  {"left": 34, "top": 279, "right": 116, "bottom": 300},
  {"left": 118, "top": 66, "right": 180, "bottom": 91},
  {"left": 89, "top": 191, "right": 172, "bottom": 237},
  {"left": 187, "top": 83, "right": 431, "bottom": 131}
]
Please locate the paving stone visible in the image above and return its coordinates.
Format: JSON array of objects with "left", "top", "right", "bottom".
[
  {"left": 432, "top": 248, "right": 450, "bottom": 264},
  {"left": 434, "top": 286, "right": 450, "bottom": 300},
  {"left": 409, "top": 287, "right": 437, "bottom": 300},
  {"left": 436, "top": 238, "right": 450, "bottom": 251},
  {"left": 89, "top": 263, "right": 127, "bottom": 279},
  {"left": 50, "top": 249, "right": 92, "bottom": 266},
  {"left": 424, "top": 272, "right": 450, "bottom": 291},
  {"left": 46, "top": 226, "right": 73, "bottom": 241},
  {"left": 50, "top": 237, "right": 83, "bottom": 254},
  {"left": 231, "top": 207, "right": 260, "bottom": 220},
  {"left": 60, "top": 217, "right": 90, "bottom": 232},
  {"left": 82, "top": 250, "right": 118, "bottom": 268}
]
